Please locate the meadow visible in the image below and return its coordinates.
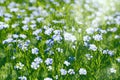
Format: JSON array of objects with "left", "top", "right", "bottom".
[{"left": 0, "top": 0, "right": 120, "bottom": 80}]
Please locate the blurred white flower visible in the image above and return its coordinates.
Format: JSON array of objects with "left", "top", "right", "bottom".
[
  {"left": 63, "top": 0, "right": 71, "bottom": 3},
  {"left": 0, "top": 0, "right": 5, "bottom": 3},
  {"left": 36, "top": 36, "right": 42, "bottom": 40},
  {"left": 45, "top": 58, "right": 53, "bottom": 65},
  {"left": 68, "top": 69, "right": 75, "bottom": 75},
  {"left": 72, "top": 45, "right": 76, "bottom": 49},
  {"left": 93, "top": 34, "right": 103, "bottom": 41},
  {"left": 89, "top": 44, "right": 97, "bottom": 51},
  {"left": 60, "top": 69, "right": 67, "bottom": 75},
  {"left": 0, "top": 22, "right": 9, "bottom": 30},
  {"left": 78, "top": 28, "right": 82, "bottom": 33},
  {"left": 72, "top": 27, "right": 75, "bottom": 32},
  {"left": 83, "top": 35, "right": 91, "bottom": 42},
  {"left": 116, "top": 58, "right": 120, "bottom": 63},
  {"left": 12, "top": 34, "right": 19, "bottom": 38},
  {"left": 18, "top": 76, "right": 27, "bottom": 80},
  {"left": 85, "top": 54, "right": 93, "bottom": 60},
  {"left": 55, "top": 75, "right": 58, "bottom": 79},
  {"left": 54, "top": 30, "right": 61, "bottom": 35},
  {"left": 114, "top": 35, "right": 120, "bottom": 39},
  {"left": 37, "top": 18, "right": 44, "bottom": 22},
  {"left": 64, "top": 61, "right": 70, "bottom": 66},
  {"left": 22, "top": 25, "right": 29, "bottom": 31},
  {"left": 64, "top": 32, "right": 76, "bottom": 42},
  {"left": 31, "top": 62, "right": 40, "bottom": 70},
  {"left": 11, "top": 56, "right": 16, "bottom": 60},
  {"left": 47, "top": 66, "right": 52, "bottom": 71},
  {"left": 32, "top": 48, "right": 39, "bottom": 54},
  {"left": 52, "top": 20, "right": 65, "bottom": 24},
  {"left": 30, "top": 24, "right": 36, "bottom": 30},
  {"left": 79, "top": 68, "right": 87, "bottom": 75},
  {"left": 110, "top": 68, "right": 116, "bottom": 73},
  {"left": 2, "top": 38, "right": 13, "bottom": 44},
  {"left": 20, "top": 34, "right": 27, "bottom": 39},
  {"left": 44, "top": 77, "right": 53, "bottom": 80},
  {"left": 52, "top": 34, "right": 62, "bottom": 41},
  {"left": 45, "top": 28, "right": 53, "bottom": 35},
  {"left": 107, "top": 27, "right": 118, "bottom": 32},
  {"left": 115, "top": 16, "right": 120, "bottom": 25},
  {"left": 11, "top": 23, "right": 19, "bottom": 28},
  {"left": 84, "top": 42, "right": 89, "bottom": 47},
  {"left": 86, "top": 27, "right": 94, "bottom": 34},
  {"left": 31, "top": 57, "right": 43, "bottom": 69},
  {"left": 102, "top": 49, "right": 108, "bottom": 54},
  {"left": 56, "top": 48, "right": 63, "bottom": 53},
  {"left": 33, "top": 29, "right": 42, "bottom": 36},
  {"left": 34, "top": 57, "right": 43, "bottom": 64},
  {"left": 14, "top": 62, "right": 24, "bottom": 70},
  {"left": 108, "top": 50, "right": 114, "bottom": 56}
]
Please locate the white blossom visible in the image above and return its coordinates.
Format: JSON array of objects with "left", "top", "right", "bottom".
[
  {"left": 44, "top": 77, "right": 53, "bottom": 80},
  {"left": 18, "top": 76, "right": 27, "bottom": 80},
  {"left": 12, "top": 34, "right": 19, "bottom": 38},
  {"left": 63, "top": 0, "right": 71, "bottom": 4},
  {"left": 110, "top": 68, "right": 116, "bottom": 73},
  {"left": 115, "top": 35, "right": 120, "bottom": 39},
  {"left": 22, "top": 25, "right": 29, "bottom": 31},
  {"left": 64, "top": 61, "right": 70, "bottom": 66},
  {"left": 2, "top": 38, "right": 13, "bottom": 44},
  {"left": 14, "top": 62, "right": 24, "bottom": 70},
  {"left": 45, "top": 28, "right": 53, "bottom": 35},
  {"left": 78, "top": 28, "right": 82, "bottom": 33},
  {"left": 11, "top": 23, "right": 19, "bottom": 28},
  {"left": 83, "top": 35, "right": 91, "bottom": 42},
  {"left": 32, "top": 48, "right": 39, "bottom": 54},
  {"left": 55, "top": 75, "right": 58, "bottom": 79},
  {"left": 60, "top": 69, "right": 67, "bottom": 75},
  {"left": 31, "top": 57, "right": 43, "bottom": 69},
  {"left": 93, "top": 34, "right": 103, "bottom": 41},
  {"left": 68, "top": 69, "right": 75, "bottom": 75},
  {"left": 47, "top": 66, "right": 52, "bottom": 71},
  {"left": 34, "top": 57, "right": 43, "bottom": 64},
  {"left": 52, "top": 34, "right": 62, "bottom": 41},
  {"left": 54, "top": 30, "right": 61, "bottom": 35},
  {"left": 56, "top": 48, "right": 63, "bottom": 53},
  {"left": 45, "top": 58, "right": 53, "bottom": 65},
  {"left": 31, "top": 62, "right": 40, "bottom": 70},
  {"left": 79, "top": 68, "right": 87, "bottom": 75},
  {"left": 107, "top": 27, "right": 118, "bottom": 32},
  {"left": 115, "top": 16, "right": 120, "bottom": 24},
  {"left": 86, "top": 27, "right": 94, "bottom": 34},
  {"left": 85, "top": 54, "right": 93, "bottom": 60},
  {"left": 108, "top": 50, "right": 114, "bottom": 56},
  {"left": 116, "top": 58, "right": 120, "bottom": 63},
  {"left": 64, "top": 32, "right": 76, "bottom": 42},
  {"left": 33, "top": 29, "right": 42, "bottom": 36},
  {"left": 89, "top": 44, "right": 97, "bottom": 51},
  {"left": 20, "top": 34, "right": 27, "bottom": 39}
]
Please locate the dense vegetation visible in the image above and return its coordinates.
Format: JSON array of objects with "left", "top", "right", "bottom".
[{"left": 0, "top": 0, "right": 120, "bottom": 80}]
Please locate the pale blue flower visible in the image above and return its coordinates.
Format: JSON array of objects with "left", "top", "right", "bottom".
[
  {"left": 60, "top": 69, "right": 67, "bottom": 75},
  {"left": 32, "top": 48, "right": 39, "bottom": 54},
  {"left": 45, "top": 58, "right": 53, "bottom": 65},
  {"left": 79, "top": 68, "right": 87, "bottom": 75}
]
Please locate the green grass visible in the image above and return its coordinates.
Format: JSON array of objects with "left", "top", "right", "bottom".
[{"left": 0, "top": 0, "right": 120, "bottom": 80}]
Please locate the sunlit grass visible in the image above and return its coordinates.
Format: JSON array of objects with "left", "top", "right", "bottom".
[{"left": 0, "top": 0, "right": 120, "bottom": 80}]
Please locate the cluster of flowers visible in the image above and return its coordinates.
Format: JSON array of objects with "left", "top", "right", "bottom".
[
  {"left": 43, "top": 68, "right": 87, "bottom": 80},
  {"left": 0, "top": 0, "right": 120, "bottom": 80},
  {"left": 31, "top": 57, "right": 43, "bottom": 69},
  {"left": 0, "top": 22, "right": 9, "bottom": 30}
]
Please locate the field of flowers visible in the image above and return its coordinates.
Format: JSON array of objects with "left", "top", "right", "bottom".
[{"left": 0, "top": 0, "right": 120, "bottom": 80}]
